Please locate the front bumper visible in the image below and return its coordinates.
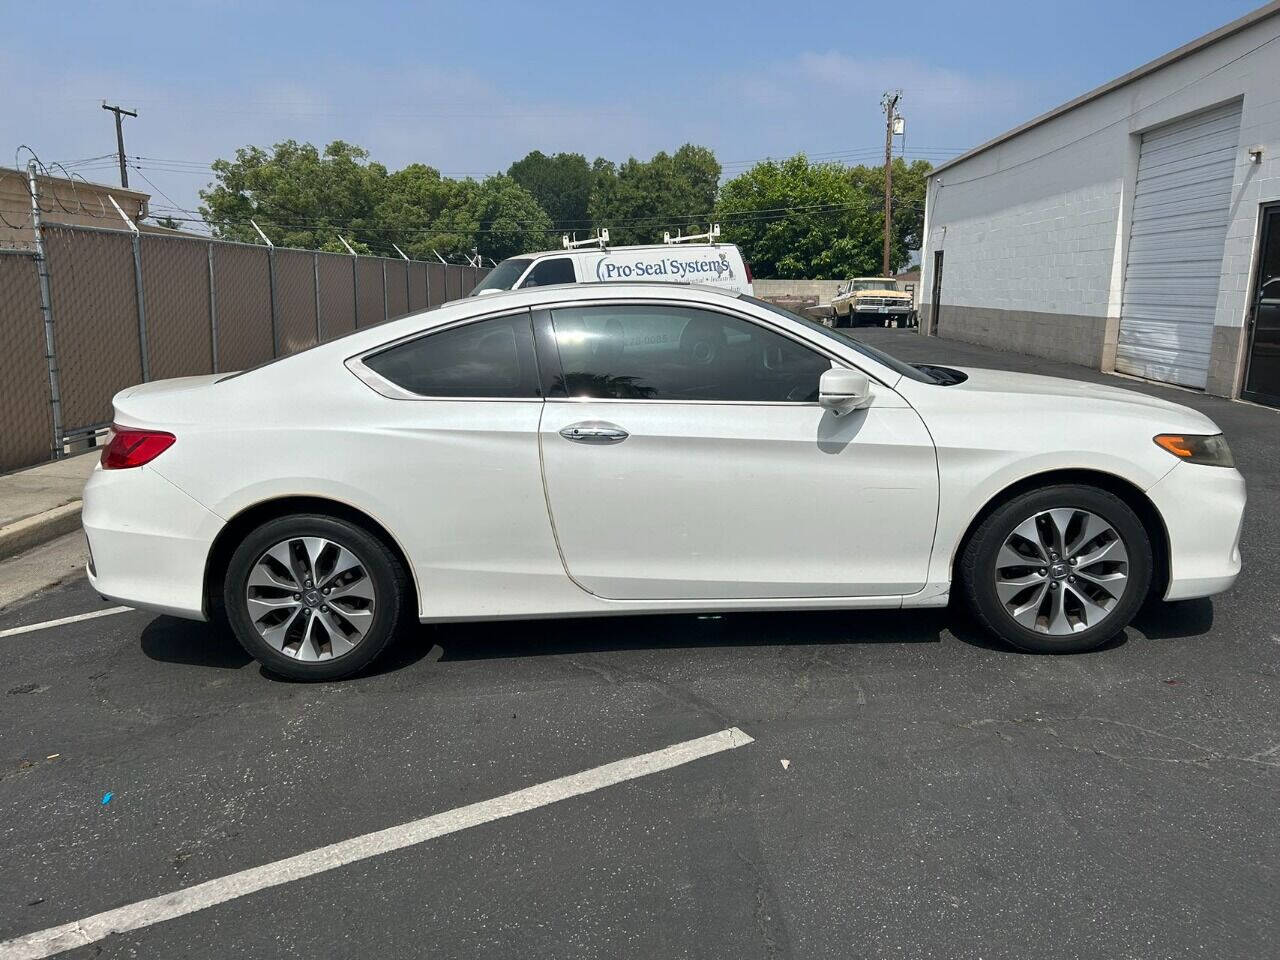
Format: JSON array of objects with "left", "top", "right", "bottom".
[
  {"left": 854, "top": 304, "right": 911, "bottom": 312},
  {"left": 82, "top": 463, "right": 224, "bottom": 620},
  {"left": 1146, "top": 461, "right": 1246, "bottom": 601}
]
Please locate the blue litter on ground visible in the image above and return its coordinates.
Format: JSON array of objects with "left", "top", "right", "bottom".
[{"left": 101, "top": 792, "right": 113, "bottom": 805}]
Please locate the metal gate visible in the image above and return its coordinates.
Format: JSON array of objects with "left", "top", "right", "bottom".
[{"left": 1116, "top": 101, "right": 1242, "bottom": 388}]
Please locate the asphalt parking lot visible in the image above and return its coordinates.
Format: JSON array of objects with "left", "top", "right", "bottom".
[{"left": 1, "top": 330, "right": 1276, "bottom": 960}]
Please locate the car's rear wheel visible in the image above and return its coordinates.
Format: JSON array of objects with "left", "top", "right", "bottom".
[
  {"left": 959, "top": 484, "right": 1152, "bottom": 653},
  {"left": 223, "top": 514, "right": 407, "bottom": 680}
]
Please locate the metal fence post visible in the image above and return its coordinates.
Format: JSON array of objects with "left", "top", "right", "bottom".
[
  {"left": 392, "top": 243, "right": 411, "bottom": 314},
  {"left": 26, "top": 162, "right": 65, "bottom": 459},
  {"left": 107, "top": 194, "right": 150, "bottom": 384},
  {"left": 381, "top": 259, "right": 388, "bottom": 322},
  {"left": 313, "top": 252, "right": 322, "bottom": 343},
  {"left": 208, "top": 242, "right": 219, "bottom": 373},
  {"left": 252, "top": 220, "right": 279, "bottom": 356},
  {"left": 338, "top": 237, "right": 358, "bottom": 326}
]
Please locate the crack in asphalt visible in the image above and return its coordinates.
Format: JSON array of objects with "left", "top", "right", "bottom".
[{"left": 962, "top": 715, "right": 1280, "bottom": 769}]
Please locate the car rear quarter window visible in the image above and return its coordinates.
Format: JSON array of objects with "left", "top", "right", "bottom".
[
  {"left": 363, "top": 313, "right": 541, "bottom": 398},
  {"left": 548, "top": 304, "right": 830, "bottom": 402}
]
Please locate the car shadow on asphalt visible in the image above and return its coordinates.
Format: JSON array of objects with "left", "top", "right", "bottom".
[
  {"left": 140, "top": 616, "right": 253, "bottom": 670},
  {"left": 137, "top": 596, "right": 1217, "bottom": 678},
  {"left": 432, "top": 607, "right": 951, "bottom": 662}
]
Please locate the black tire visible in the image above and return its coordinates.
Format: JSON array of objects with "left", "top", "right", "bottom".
[
  {"left": 959, "top": 484, "right": 1152, "bottom": 653},
  {"left": 223, "top": 514, "right": 408, "bottom": 680}
]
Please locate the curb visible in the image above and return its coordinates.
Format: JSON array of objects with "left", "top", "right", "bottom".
[{"left": 0, "top": 501, "right": 83, "bottom": 562}]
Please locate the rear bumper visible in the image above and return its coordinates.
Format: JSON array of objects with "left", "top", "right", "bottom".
[
  {"left": 1146, "top": 461, "right": 1246, "bottom": 601},
  {"left": 82, "top": 463, "right": 223, "bottom": 620}
]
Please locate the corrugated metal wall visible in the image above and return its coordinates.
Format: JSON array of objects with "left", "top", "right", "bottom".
[{"left": 1117, "top": 102, "right": 1243, "bottom": 388}]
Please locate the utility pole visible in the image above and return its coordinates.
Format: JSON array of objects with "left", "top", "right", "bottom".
[
  {"left": 881, "top": 90, "right": 902, "bottom": 278},
  {"left": 101, "top": 102, "right": 137, "bottom": 189}
]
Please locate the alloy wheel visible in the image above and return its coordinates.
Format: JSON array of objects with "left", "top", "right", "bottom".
[
  {"left": 993, "top": 508, "right": 1129, "bottom": 636},
  {"left": 244, "top": 536, "right": 376, "bottom": 661}
]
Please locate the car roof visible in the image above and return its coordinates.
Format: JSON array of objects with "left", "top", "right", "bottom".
[
  {"left": 516, "top": 243, "right": 738, "bottom": 259},
  {"left": 468, "top": 280, "right": 742, "bottom": 305}
]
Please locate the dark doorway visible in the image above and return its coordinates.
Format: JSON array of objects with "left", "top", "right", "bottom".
[
  {"left": 930, "top": 250, "right": 944, "bottom": 332},
  {"left": 1243, "top": 204, "right": 1280, "bottom": 408}
]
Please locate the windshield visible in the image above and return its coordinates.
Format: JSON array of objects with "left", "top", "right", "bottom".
[
  {"left": 852, "top": 280, "right": 897, "bottom": 291},
  {"left": 470, "top": 258, "right": 531, "bottom": 295},
  {"left": 742, "top": 295, "right": 941, "bottom": 384}
]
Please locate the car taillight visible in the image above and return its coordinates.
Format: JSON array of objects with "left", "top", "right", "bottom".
[
  {"left": 101, "top": 427, "right": 176, "bottom": 470},
  {"left": 744, "top": 260, "right": 754, "bottom": 283}
]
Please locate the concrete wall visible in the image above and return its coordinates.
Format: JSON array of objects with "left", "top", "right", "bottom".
[
  {"left": 0, "top": 168, "right": 149, "bottom": 251},
  {"left": 752, "top": 278, "right": 846, "bottom": 305},
  {"left": 921, "top": 6, "right": 1280, "bottom": 397}
]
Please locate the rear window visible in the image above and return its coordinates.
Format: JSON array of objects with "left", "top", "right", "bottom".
[{"left": 363, "top": 314, "right": 540, "bottom": 398}]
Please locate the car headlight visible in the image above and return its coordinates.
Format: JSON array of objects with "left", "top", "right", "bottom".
[{"left": 1153, "top": 433, "right": 1234, "bottom": 467}]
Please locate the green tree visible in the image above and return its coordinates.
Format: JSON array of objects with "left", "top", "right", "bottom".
[
  {"left": 848, "top": 157, "right": 932, "bottom": 265},
  {"left": 588, "top": 144, "right": 721, "bottom": 245},
  {"left": 377, "top": 168, "right": 551, "bottom": 261},
  {"left": 507, "top": 151, "right": 594, "bottom": 230},
  {"left": 466, "top": 174, "right": 554, "bottom": 261},
  {"left": 200, "top": 140, "right": 388, "bottom": 251},
  {"left": 717, "top": 154, "right": 931, "bottom": 278}
]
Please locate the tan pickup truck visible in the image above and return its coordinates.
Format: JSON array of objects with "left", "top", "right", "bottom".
[{"left": 830, "top": 278, "right": 915, "bottom": 328}]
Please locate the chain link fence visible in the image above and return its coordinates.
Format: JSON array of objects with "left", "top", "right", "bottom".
[{"left": 0, "top": 221, "right": 486, "bottom": 473}]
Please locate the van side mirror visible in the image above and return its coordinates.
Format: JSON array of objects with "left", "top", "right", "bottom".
[{"left": 819, "top": 368, "right": 872, "bottom": 416}]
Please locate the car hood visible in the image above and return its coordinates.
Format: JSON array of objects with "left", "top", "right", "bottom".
[{"left": 942, "top": 366, "right": 1219, "bottom": 430}]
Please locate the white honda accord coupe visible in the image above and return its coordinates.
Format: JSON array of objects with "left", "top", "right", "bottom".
[{"left": 83, "top": 282, "right": 1245, "bottom": 679}]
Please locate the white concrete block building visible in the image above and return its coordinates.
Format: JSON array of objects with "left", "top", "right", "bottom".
[{"left": 920, "top": 2, "right": 1280, "bottom": 407}]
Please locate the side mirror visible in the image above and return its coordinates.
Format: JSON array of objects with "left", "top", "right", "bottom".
[{"left": 819, "top": 367, "right": 872, "bottom": 416}]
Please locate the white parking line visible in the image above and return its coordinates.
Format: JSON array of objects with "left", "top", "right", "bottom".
[
  {"left": 0, "top": 726, "right": 754, "bottom": 960},
  {"left": 0, "top": 606, "right": 132, "bottom": 640}
]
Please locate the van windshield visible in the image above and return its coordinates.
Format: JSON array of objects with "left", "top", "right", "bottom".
[{"left": 471, "top": 258, "right": 531, "bottom": 295}]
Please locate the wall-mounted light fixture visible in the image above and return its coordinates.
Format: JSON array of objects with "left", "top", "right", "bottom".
[{"left": 1248, "top": 145, "right": 1264, "bottom": 164}]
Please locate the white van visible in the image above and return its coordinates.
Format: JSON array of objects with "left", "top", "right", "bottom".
[{"left": 471, "top": 240, "right": 754, "bottom": 298}]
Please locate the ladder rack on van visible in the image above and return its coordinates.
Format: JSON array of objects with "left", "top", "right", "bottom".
[
  {"left": 562, "top": 229, "right": 610, "bottom": 250},
  {"left": 664, "top": 223, "right": 721, "bottom": 245}
]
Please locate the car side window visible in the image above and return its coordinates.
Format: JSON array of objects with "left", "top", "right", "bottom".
[
  {"left": 363, "top": 313, "right": 540, "bottom": 398},
  {"left": 520, "top": 257, "right": 576, "bottom": 288},
  {"left": 548, "top": 305, "right": 831, "bottom": 402}
]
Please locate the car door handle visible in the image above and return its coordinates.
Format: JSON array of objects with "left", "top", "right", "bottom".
[{"left": 559, "top": 421, "right": 629, "bottom": 444}]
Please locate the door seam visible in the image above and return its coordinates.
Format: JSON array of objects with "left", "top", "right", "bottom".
[{"left": 536, "top": 402, "right": 601, "bottom": 598}]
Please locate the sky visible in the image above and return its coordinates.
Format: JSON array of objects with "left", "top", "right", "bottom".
[{"left": 0, "top": 0, "right": 1266, "bottom": 227}]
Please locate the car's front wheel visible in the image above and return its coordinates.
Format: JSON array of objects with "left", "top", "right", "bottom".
[
  {"left": 959, "top": 484, "right": 1153, "bottom": 653},
  {"left": 223, "top": 514, "right": 408, "bottom": 680}
]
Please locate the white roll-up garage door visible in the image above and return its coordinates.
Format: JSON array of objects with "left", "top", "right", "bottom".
[{"left": 1117, "top": 101, "right": 1242, "bottom": 388}]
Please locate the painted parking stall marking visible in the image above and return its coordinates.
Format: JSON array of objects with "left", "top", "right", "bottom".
[
  {"left": 0, "top": 726, "right": 755, "bottom": 960},
  {"left": 0, "top": 606, "right": 132, "bottom": 640}
]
